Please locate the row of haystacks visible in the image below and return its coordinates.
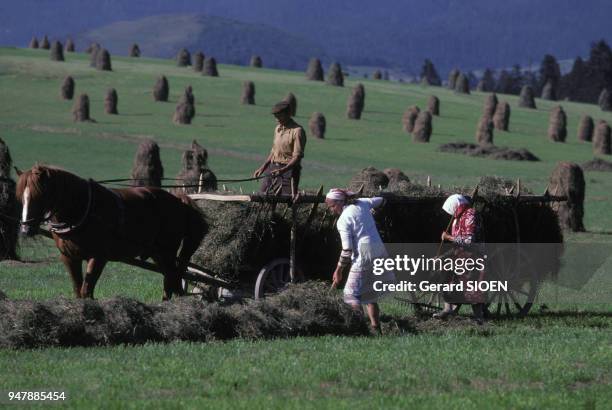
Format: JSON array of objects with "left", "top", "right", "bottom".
[{"left": 0, "top": 281, "right": 368, "bottom": 349}]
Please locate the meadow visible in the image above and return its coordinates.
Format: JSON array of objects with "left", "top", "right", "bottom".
[{"left": 0, "top": 47, "right": 610, "bottom": 409}]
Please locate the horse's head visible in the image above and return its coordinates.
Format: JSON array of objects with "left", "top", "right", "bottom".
[{"left": 16, "top": 164, "right": 59, "bottom": 236}]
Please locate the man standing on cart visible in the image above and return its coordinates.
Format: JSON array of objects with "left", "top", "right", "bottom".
[{"left": 253, "top": 100, "right": 307, "bottom": 196}]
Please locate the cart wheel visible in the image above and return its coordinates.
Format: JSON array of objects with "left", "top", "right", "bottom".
[
  {"left": 254, "top": 258, "right": 291, "bottom": 299},
  {"left": 484, "top": 246, "right": 540, "bottom": 318}
]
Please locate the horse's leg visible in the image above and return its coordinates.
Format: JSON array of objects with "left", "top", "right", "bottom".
[
  {"left": 152, "top": 253, "right": 183, "bottom": 301},
  {"left": 60, "top": 254, "right": 83, "bottom": 298},
  {"left": 81, "top": 258, "right": 108, "bottom": 299}
]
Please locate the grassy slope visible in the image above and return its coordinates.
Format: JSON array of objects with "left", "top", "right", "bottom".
[{"left": 0, "top": 47, "right": 611, "bottom": 409}]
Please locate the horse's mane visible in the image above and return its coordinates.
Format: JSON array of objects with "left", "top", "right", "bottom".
[{"left": 16, "top": 164, "right": 72, "bottom": 202}]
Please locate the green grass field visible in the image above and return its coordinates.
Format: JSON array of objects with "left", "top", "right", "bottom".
[{"left": 0, "top": 47, "right": 611, "bottom": 409}]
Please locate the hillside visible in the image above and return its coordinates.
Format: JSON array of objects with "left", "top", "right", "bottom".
[
  {"left": 75, "top": 14, "right": 327, "bottom": 70},
  {"left": 3, "top": 0, "right": 612, "bottom": 73}
]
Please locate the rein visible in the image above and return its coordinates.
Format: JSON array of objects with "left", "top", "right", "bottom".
[{"left": 48, "top": 179, "right": 94, "bottom": 235}]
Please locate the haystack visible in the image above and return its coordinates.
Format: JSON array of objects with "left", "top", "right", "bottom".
[
  {"left": 96, "top": 49, "right": 112, "bottom": 71},
  {"left": 448, "top": 69, "right": 460, "bottom": 89},
  {"left": 0, "top": 138, "right": 18, "bottom": 260},
  {"left": 72, "top": 94, "right": 93, "bottom": 122},
  {"left": 493, "top": 101, "right": 510, "bottom": 131},
  {"left": 402, "top": 106, "right": 420, "bottom": 133},
  {"left": 483, "top": 93, "right": 498, "bottom": 118},
  {"left": 412, "top": 111, "right": 432, "bottom": 142},
  {"left": 88, "top": 43, "right": 100, "bottom": 67},
  {"left": 593, "top": 120, "right": 611, "bottom": 155},
  {"left": 454, "top": 73, "right": 470, "bottom": 94},
  {"left": 173, "top": 103, "right": 192, "bottom": 125},
  {"left": 577, "top": 115, "right": 594, "bottom": 142},
  {"left": 305, "top": 58, "right": 324, "bottom": 81},
  {"left": 326, "top": 62, "right": 344, "bottom": 86},
  {"left": 309, "top": 112, "right": 326, "bottom": 139},
  {"left": 427, "top": 95, "right": 439, "bottom": 116},
  {"left": 476, "top": 80, "right": 485, "bottom": 92},
  {"left": 241, "top": 81, "right": 255, "bottom": 105},
  {"left": 346, "top": 86, "right": 364, "bottom": 120},
  {"left": 86, "top": 42, "right": 100, "bottom": 53},
  {"left": 104, "top": 88, "right": 118, "bottom": 115},
  {"left": 153, "top": 76, "right": 169, "bottom": 102},
  {"left": 549, "top": 162, "right": 585, "bottom": 232},
  {"left": 518, "top": 86, "right": 536, "bottom": 109},
  {"left": 176, "top": 48, "right": 191, "bottom": 66},
  {"left": 29, "top": 37, "right": 39, "bottom": 49},
  {"left": 60, "top": 76, "right": 74, "bottom": 100},
  {"left": 373, "top": 70, "right": 382, "bottom": 80},
  {"left": 131, "top": 139, "right": 163, "bottom": 187},
  {"left": 475, "top": 115, "right": 494, "bottom": 145},
  {"left": 251, "top": 55, "right": 262, "bottom": 68},
  {"left": 599, "top": 89, "right": 612, "bottom": 112},
  {"left": 284, "top": 93, "right": 297, "bottom": 117},
  {"left": 175, "top": 140, "right": 217, "bottom": 194},
  {"left": 348, "top": 166, "right": 389, "bottom": 194},
  {"left": 65, "top": 38, "right": 75, "bottom": 52},
  {"left": 130, "top": 44, "right": 140, "bottom": 57},
  {"left": 541, "top": 80, "right": 556, "bottom": 100},
  {"left": 547, "top": 106, "right": 567, "bottom": 142},
  {"left": 203, "top": 58, "right": 218, "bottom": 77},
  {"left": 193, "top": 52, "right": 204, "bottom": 71},
  {"left": 41, "top": 35, "right": 50, "bottom": 49},
  {"left": 178, "top": 86, "right": 195, "bottom": 119},
  {"left": 50, "top": 41, "right": 64, "bottom": 61}
]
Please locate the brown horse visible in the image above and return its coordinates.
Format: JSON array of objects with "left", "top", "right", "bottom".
[{"left": 16, "top": 164, "right": 206, "bottom": 300}]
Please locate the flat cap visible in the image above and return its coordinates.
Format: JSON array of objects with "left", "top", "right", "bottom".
[{"left": 271, "top": 100, "right": 291, "bottom": 114}]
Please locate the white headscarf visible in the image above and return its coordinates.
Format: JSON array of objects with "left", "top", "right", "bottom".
[
  {"left": 442, "top": 194, "right": 469, "bottom": 216},
  {"left": 325, "top": 188, "right": 355, "bottom": 202}
]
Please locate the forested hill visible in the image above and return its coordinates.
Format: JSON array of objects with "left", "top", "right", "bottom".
[{"left": 2, "top": 0, "right": 612, "bottom": 73}]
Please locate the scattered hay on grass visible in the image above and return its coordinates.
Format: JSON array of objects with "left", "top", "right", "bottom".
[
  {"left": 438, "top": 142, "right": 539, "bottom": 161},
  {"left": 582, "top": 158, "right": 612, "bottom": 172}
]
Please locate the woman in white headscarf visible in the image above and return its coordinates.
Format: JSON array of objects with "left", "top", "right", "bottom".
[
  {"left": 435, "top": 194, "right": 485, "bottom": 323},
  {"left": 325, "top": 188, "right": 395, "bottom": 333}
]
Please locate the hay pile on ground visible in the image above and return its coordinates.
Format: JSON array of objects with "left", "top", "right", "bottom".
[
  {"left": 541, "top": 80, "right": 556, "bottom": 100},
  {"left": 153, "top": 76, "right": 169, "bottom": 102},
  {"left": 104, "top": 88, "right": 118, "bottom": 115},
  {"left": 175, "top": 140, "right": 217, "bottom": 194},
  {"left": 50, "top": 41, "right": 64, "bottom": 62},
  {"left": 493, "top": 101, "right": 510, "bottom": 131},
  {"left": 193, "top": 51, "right": 204, "bottom": 71},
  {"left": 72, "top": 94, "right": 93, "bottom": 122},
  {"left": 348, "top": 166, "right": 389, "bottom": 194},
  {"left": 427, "top": 95, "right": 439, "bottom": 116},
  {"left": 309, "top": 112, "right": 326, "bottom": 139},
  {"left": 29, "top": 37, "right": 39, "bottom": 49},
  {"left": 326, "top": 62, "right": 344, "bottom": 86},
  {"left": 483, "top": 94, "right": 498, "bottom": 118},
  {"left": 131, "top": 139, "right": 163, "bottom": 187},
  {"left": 448, "top": 69, "right": 460, "bottom": 89},
  {"left": 454, "top": 73, "right": 470, "bottom": 94},
  {"left": 306, "top": 58, "right": 324, "bottom": 81},
  {"left": 412, "top": 111, "right": 432, "bottom": 142},
  {"left": 438, "top": 142, "right": 539, "bottom": 161},
  {"left": 593, "top": 120, "right": 611, "bottom": 155},
  {"left": 203, "top": 58, "right": 218, "bottom": 77},
  {"left": 41, "top": 35, "right": 50, "bottom": 49},
  {"left": 0, "top": 138, "right": 18, "bottom": 261},
  {"left": 250, "top": 55, "right": 262, "bottom": 68},
  {"left": 88, "top": 43, "right": 101, "bottom": 67},
  {"left": 402, "top": 106, "right": 420, "bottom": 133},
  {"left": 284, "top": 93, "right": 297, "bottom": 116},
  {"left": 549, "top": 162, "right": 585, "bottom": 232},
  {"left": 96, "top": 49, "right": 112, "bottom": 71},
  {"left": 0, "top": 282, "right": 368, "bottom": 349},
  {"left": 241, "top": 81, "right": 255, "bottom": 105},
  {"left": 599, "top": 89, "right": 612, "bottom": 112},
  {"left": 475, "top": 115, "right": 494, "bottom": 145},
  {"left": 65, "top": 38, "right": 75, "bottom": 52},
  {"left": 578, "top": 115, "right": 594, "bottom": 142},
  {"left": 346, "top": 84, "right": 365, "bottom": 119},
  {"left": 176, "top": 48, "right": 191, "bottom": 66},
  {"left": 548, "top": 106, "right": 567, "bottom": 142},
  {"left": 582, "top": 158, "right": 612, "bottom": 172},
  {"left": 60, "top": 76, "right": 74, "bottom": 100},
  {"left": 130, "top": 43, "right": 140, "bottom": 57},
  {"left": 519, "top": 86, "right": 536, "bottom": 109}
]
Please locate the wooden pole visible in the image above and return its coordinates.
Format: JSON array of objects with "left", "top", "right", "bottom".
[
  {"left": 289, "top": 177, "right": 297, "bottom": 283},
  {"left": 198, "top": 172, "right": 203, "bottom": 194}
]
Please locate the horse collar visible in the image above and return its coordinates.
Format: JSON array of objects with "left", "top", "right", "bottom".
[{"left": 50, "top": 179, "right": 95, "bottom": 235}]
